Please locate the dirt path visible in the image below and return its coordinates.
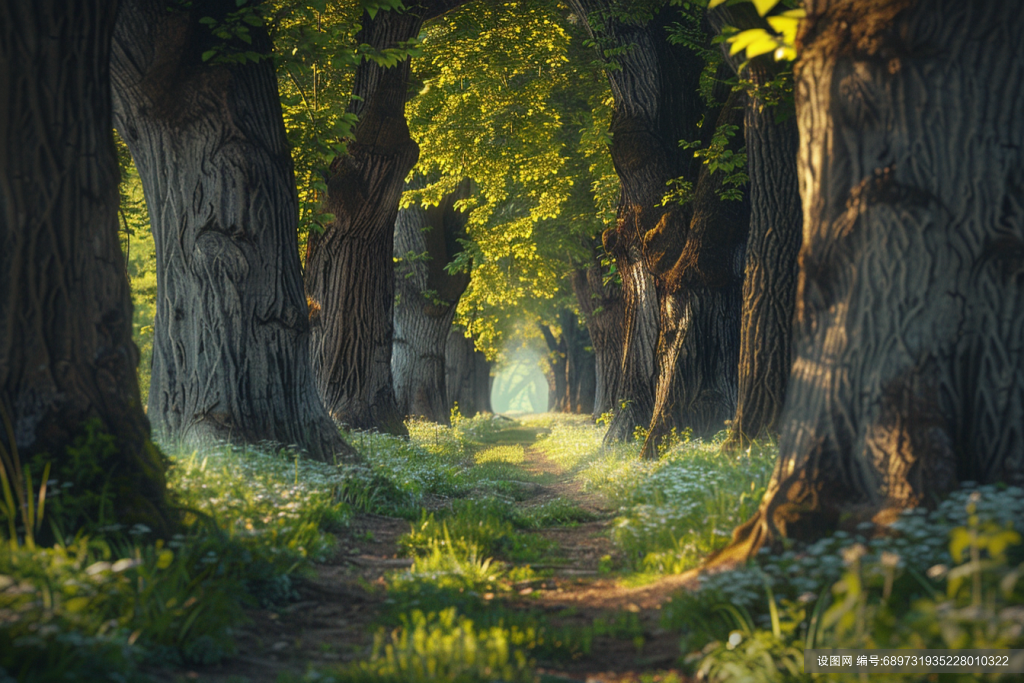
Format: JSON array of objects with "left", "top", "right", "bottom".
[{"left": 156, "top": 433, "right": 709, "bottom": 683}]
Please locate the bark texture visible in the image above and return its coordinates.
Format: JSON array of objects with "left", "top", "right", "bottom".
[
  {"left": 710, "top": 5, "right": 803, "bottom": 448},
  {"left": 445, "top": 330, "right": 492, "bottom": 417},
  {"left": 392, "top": 179, "right": 471, "bottom": 424},
  {"left": 567, "top": 0, "right": 707, "bottom": 444},
  {"left": 641, "top": 85, "right": 750, "bottom": 458},
  {"left": 714, "top": 0, "right": 1024, "bottom": 564},
  {"left": 0, "top": 0, "right": 174, "bottom": 534},
  {"left": 111, "top": 0, "right": 350, "bottom": 460},
  {"left": 728, "top": 67, "right": 801, "bottom": 446},
  {"left": 304, "top": 6, "right": 423, "bottom": 434},
  {"left": 571, "top": 252, "right": 624, "bottom": 419}
]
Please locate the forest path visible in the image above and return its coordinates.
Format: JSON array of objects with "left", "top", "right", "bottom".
[{"left": 159, "top": 423, "right": 701, "bottom": 683}]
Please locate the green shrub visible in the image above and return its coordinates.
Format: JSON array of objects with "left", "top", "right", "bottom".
[
  {"left": 0, "top": 531, "right": 248, "bottom": 679},
  {"left": 686, "top": 485, "right": 1024, "bottom": 683}
]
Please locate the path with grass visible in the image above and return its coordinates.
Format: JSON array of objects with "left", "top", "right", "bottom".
[{"left": 155, "top": 420, "right": 710, "bottom": 683}]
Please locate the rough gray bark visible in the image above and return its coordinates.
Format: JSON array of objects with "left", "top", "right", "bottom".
[
  {"left": 445, "top": 330, "right": 492, "bottom": 417},
  {"left": 392, "top": 179, "right": 471, "bottom": 424},
  {"left": 569, "top": 1, "right": 745, "bottom": 448},
  {"left": 304, "top": 7, "right": 421, "bottom": 434},
  {"left": 0, "top": 0, "right": 174, "bottom": 534},
  {"left": 728, "top": 65, "right": 801, "bottom": 446},
  {"left": 709, "top": 5, "right": 803, "bottom": 448},
  {"left": 571, "top": 252, "right": 624, "bottom": 419},
  {"left": 715, "top": 0, "right": 1024, "bottom": 564},
  {"left": 110, "top": 0, "right": 351, "bottom": 460},
  {"left": 305, "top": 0, "right": 469, "bottom": 433},
  {"left": 567, "top": 0, "right": 725, "bottom": 446},
  {"left": 641, "top": 86, "right": 750, "bottom": 458}
]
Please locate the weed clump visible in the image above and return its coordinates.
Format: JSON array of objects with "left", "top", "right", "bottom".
[{"left": 291, "top": 608, "right": 536, "bottom": 683}]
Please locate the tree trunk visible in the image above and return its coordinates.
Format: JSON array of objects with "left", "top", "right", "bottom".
[
  {"left": 110, "top": 0, "right": 351, "bottom": 460},
  {"left": 641, "top": 87, "right": 750, "bottom": 458},
  {"left": 445, "top": 330, "right": 492, "bottom": 417},
  {"left": 0, "top": 0, "right": 174, "bottom": 534},
  {"left": 304, "top": 8, "right": 422, "bottom": 434},
  {"left": 563, "top": 309, "right": 596, "bottom": 415},
  {"left": 709, "top": 5, "right": 803, "bottom": 449},
  {"left": 714, "top": 0, "right": 1024, "bottom": 565},
  {"left": 304, "top": 1, "right": 467, "bottom": 433},
  {"left": 392, "top": 179, "right": 471, "bottom": 424},
  {"left": 567, "top": 0, "right": 710, "bottom": 444},
  {"left": 602, "top": 251, "right": 659, "bottom": 441},
  {"left": 571, "top": 252, "right": 624, "bottom": 419},
  {"left": 728, "top": 66, "right": 801, "bottom": 447},
  {"left": 539, "top": 324, "right": 569, "bottom": 412}
]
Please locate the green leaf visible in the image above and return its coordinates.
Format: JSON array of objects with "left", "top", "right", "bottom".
[
  {"left": 752, "top": 0, "right": 781, "bottom": 16},
  {"left": 201, "top": 50, "right": 217, "bottom": 62},
  {"left": 728, "top": 28, "right": 773, "bottom": 56}
]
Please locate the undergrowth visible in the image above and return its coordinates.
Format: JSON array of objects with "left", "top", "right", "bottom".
[
  {"left": 667, "top": 484, "right": 1024, "bottom": 682},
  {"left": 534, "top": 420, "right": 775, "bottom": 578},
  {"left": 9, "top": 412, "right": 1020, "bottom": 683}
]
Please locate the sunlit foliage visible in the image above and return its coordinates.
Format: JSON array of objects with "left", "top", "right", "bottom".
[{"left": 404, "top": 0, "right": 615, "bottom": 356}]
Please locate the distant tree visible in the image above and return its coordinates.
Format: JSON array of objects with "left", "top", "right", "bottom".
[
  {"left": 393, "top": 177, "right": 472, "bottom": 424},
  {"left": 539, "top": 309, "right": 596, "bottom": 414},
  {"left": 716, "top": 0, "right": 1024, "bottom": 562},
  {"left": 445, "top": 330, "right": 492, "bottom": 417},
  {"left": 111, "top": 0, "right": 352, "bottom": 460},
  {"left": 0, "top": 0, "right": 174, "bottom": 534},
  {"left": 571, "top": 244, "right": 624, "bottom": 419}
]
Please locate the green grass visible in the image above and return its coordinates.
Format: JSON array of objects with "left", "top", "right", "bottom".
[
  {"left": 534, "top": 421, "right": 776, "bottom": 578},
  {"left": 12, "top": 413, "right": 1019, "bottom": 683},
  {"left": 666, "top": 484, "right": 1024, "bottom": 681},
  {"left": 285, "top": 608, "right": 537, "bottom": 683},
  {"left": 398, "top": 498, "right": 554, "bottom": 565},
  {"left": 474, "top": 444, "right": 526, "bottom": 464}
]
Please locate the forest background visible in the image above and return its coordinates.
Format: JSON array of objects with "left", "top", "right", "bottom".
[{"left": 4, "top": 0, "right": 1024, "bottom": 681}]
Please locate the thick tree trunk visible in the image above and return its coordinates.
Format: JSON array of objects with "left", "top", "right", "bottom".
[
  {"left": 709, "top": 5, "right": 804, "bottom": 449},
  {"left": 0, "top": 0, "right": 174, "bottom": 534},
  {"left": 392, "top": 179, "right": 471, "bottom": 424},
  {"left": 110, "top": 0, "right": 350, "bottom": 460},
  {"left": 445, "top": 330, "right": 492, "bottom": 417},
  {"left": 603, "top": 252, "right": 658, "bottom": 441},
  {"left": 714, "top": 0, "right": 1024, "bottom": 565},
  {"left": 305, "top": 1, "right": 467, "bottom": 433},
  {"left": 567, "top": 0, "right": 718, "bottom": 445},
  {"left": 641, "top": 87, "right": 750, "bottom": 458},
  {"left": 539, "top": 324, "right": 569, "bottom": 412},
  {"left": 304, "top": 8, "right": 422, "bottom": 434},
  {"left": 571, "top": 254, "right": 624, "bottom": 419}
]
